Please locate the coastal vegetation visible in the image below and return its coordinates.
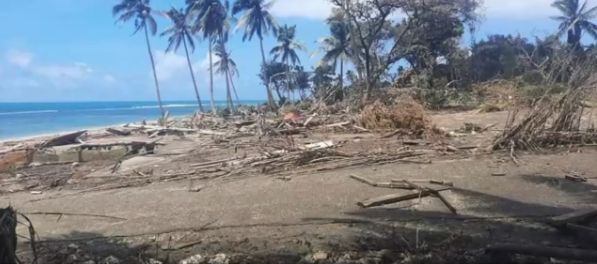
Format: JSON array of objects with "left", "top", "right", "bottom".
[{"left": 112, "top": 0, "right": 597, "bottom": 114}]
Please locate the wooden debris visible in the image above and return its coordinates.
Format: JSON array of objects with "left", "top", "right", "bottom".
[
  {"left": 40, "top": 130, "right": 87, "bottom": 148},
  {"left": 491, "top": 172, "right": 507, "bottom": 177},
  {"left": 301, "top": 140, "right": 335, "bottom": 151},
  {"left": 357, "top": 188, "right": 450, "bottom": 208},
  {"left": 565, "top": 174, "right": 588, "bottom": 182},
  {"left": 106, "top": 128, "right": 132, "bottom": 136},
  {"left": 391, "top": 179, "right": 454, "bottom": 187},
  {"left": 486, "top": 243, "right": 597, "bottom": 262},
  {"left": 350, "top": 175, "right": 414, "bottom": 190}
]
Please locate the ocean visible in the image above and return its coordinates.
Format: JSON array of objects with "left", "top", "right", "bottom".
[{"left": 0, "top": 101, "right": 263, "bottom": 141}]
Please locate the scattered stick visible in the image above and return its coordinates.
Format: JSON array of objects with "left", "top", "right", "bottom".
[
  {"left": 357, "top": 188, "right": 450, "bottom": 208},
  {"left": 350, "top": 175, "right": 414, "bottom": 190}
]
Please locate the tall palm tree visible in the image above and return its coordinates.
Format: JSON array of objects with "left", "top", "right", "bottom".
[
  {"left": 113, "top": 0, "right": 165, "bottom": 117},
  {"left": 270, "top": 25, "right": 304, "bottom": 101},
  {"left": 320, "top": 10, "right": 351, "bottom": 97},
  {"left": 161, "top": 7, "right": 204, "bottom": 112},
  {"left": 187, "top": 0, "right": 229, "bottom": 114},
  {"left": 214, "top": 38, "right": 238, "bottom": 112},
  {"left": 552, "top": 0, "right": 597, "bottom": 47},
  {"left": 232, "top": 0, "right": 278, "bottom": 110}
]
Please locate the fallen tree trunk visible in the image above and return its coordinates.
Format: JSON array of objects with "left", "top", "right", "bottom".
[
  {"left": 486, "top": 243, "right": 597, "bottom": 262},
  {"left": 0, "top": 207, "right": 17, "bottom": 264}
]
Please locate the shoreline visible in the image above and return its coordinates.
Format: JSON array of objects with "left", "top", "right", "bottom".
[{"left": 0, "top": 113, "right": 193, "bottom": 144}]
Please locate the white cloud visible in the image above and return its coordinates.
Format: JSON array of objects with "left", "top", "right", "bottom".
[
  {"left": 271, "top": 0, "right": 332, "bottom": 19},
  {"left": 154, "top": 50, "right": 216, "bottom": 83},
  {"left": 33, "top": 62, "right": 93, "bottom": 81},
  {"left": 6, "top": 49, "right": 33, "bottom": 68},
  {"left": 154, "top": 50, "right": 188, "bottom": 82},
  {"left": 103, "top": 74, "right": 117, "bottom": 83},
  {"left": 484, "top": 0, "right": 597, "bottom": 19},
  {"left": 269, "top": 0, "right": 597, "bottom": 20}
]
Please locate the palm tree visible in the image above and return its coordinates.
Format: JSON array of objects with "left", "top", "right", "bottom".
[
  {"left": 113, "top": 0, "right": 165, "bottom": 117},
  {"left": 320, "top": 10, "right": 351, "bottom": 98},
  {"left": 270, "top": 25, "right": 304, "bottom": 102},
  {"left": 214, "top": 38, "right": 238, "bottom": 112},
  {"left": 552, "top": 0, "right": 597, "bottom": 47},
  {"left": 161, "top": 7, "right": 204, "bottom": 112},
  {"left": 232, "top": 0, "right": 278, "bottom": 110},
  {"left": 187, "top": 0, "right": 229, "bottom": 114}
]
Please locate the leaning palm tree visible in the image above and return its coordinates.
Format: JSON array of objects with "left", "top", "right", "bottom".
[
  {"left": 232, "top": 0, "right": 278, "bottom": 110},
  {"left": 161, "top": 7, "right": 204, "bottom": 112},
  {"left": 320, "top": 10, "right": 351, "bottom": 98},
  {"left": 187, "top": 0, "right": 229, "bottom": 114},
  {"left": 213, "top": 38, "right": 238, "bottom": 112},
  {"left": 552, "top": 0, "right": 597, "bottom": 47},
  {"left": 113, "top": 0, "right": 165, "bottom": 117},
  {"left": 270, "top": 25, "right": 304, "bottom": 101}
]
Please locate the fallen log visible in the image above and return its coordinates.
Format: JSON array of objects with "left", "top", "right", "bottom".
[
  {"left": 40, "top": 130, "right": 87, "bottom": 148},
  {"left": 106, "top": 128, "right": 132, "bottom": 136},
  {"left": 350, "top": 175, "right": 414, "bottom": 190},
  {"left": 0, "top": 207, "right": 17, "bottom": 264},
  {"left": 357, "top": 188, "right": 450, "bottom": 208},
  {"left": 486, "top": 243, "right": 597, "bottom": 262}
]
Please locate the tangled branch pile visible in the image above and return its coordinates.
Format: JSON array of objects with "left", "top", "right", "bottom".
[
  {"left": 359, "top": 97, "right": 429, "bottom": 132},
  {"left": 492, "top": 67, "right": 597, "bottom": 150}
]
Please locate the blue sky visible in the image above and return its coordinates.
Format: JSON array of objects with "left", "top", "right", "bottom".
[{"left": 0, "top": 0, "right": 595, "bottom": 102}]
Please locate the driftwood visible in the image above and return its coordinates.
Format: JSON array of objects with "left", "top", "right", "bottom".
[
  {"left": 0, "top": 207, "right": 17, "bottom": 264},
  {"left": 357, "top": 188, "right": 450, "bottom": 208},
  {"left": 486, "top": 243, "right": 597, "bottom": 262},
  {"left": 106, "top": 128, "right": 132, "bottom": 136},
  {"left": 40, "top": 130, "right": 87, "bottom": 148},
  {"left": 350, "top": 175, "right": 414, "bottom": 190}
]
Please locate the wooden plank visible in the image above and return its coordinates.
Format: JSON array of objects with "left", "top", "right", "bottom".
[{"left": 486, "top": 243, "right": 597, "bottom": 262}]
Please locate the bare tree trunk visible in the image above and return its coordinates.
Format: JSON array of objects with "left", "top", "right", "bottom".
[
  {"left": 260, "top": 37, "right": 277, "bottom": 110},
  {"left": 225, "top": 67, "right": 234, "bottom": 112},
  {"left": 340, "top": 58, "right": 344, "bottom": 99},
  {"left": 183, "top": 36, "right": 204, "bottom": 112},
  {"left": 144, "top": 25, "right": 165, "bottom": 117},
  {"left": 208, "top": 39, "right": 216, "bottom": 114},
  {"left": 228, "top": 70, "right": 241, "bottom": 106}
]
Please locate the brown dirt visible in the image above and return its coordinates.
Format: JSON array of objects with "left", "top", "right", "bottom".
[{"left": 1, "top": 109, "right": 597, "bottom": 264}]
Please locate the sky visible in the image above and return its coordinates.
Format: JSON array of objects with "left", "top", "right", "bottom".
[{"left": 0, "top": 0, "right": 595, "bottom": 102}]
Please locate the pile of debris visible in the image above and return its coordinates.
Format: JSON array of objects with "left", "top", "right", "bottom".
[{"left": 493, "top": 76, "right": 597, "bottom": 151}]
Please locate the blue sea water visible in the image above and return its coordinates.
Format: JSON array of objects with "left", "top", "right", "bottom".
[{"left": 0, "top": 101, "right": 263, "bottom": 140}]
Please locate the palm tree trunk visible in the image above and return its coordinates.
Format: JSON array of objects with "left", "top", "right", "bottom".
[
  {"left": 144, "top": 25, "right": 165, "bottom": 117},
  {"left": 209, "top": 39, "right": 216, "bottom": 114},
  {"left": 260, "top": 37, "right": 277, "bottom": 110},
  {"left": 286, "top": 57, "right": 292, "bottom": 104},
  {"left": 183, "top": 36, "right": 204, "bottom": 112},
  {"left": 225, "top": 68, "right": 234, "bottom": 113},
  {"left": 228, "top": 70, "right": 241, "bottom": 106},
  {"left": 339, "top": 58, "right": 344, "bottom": 99}
]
